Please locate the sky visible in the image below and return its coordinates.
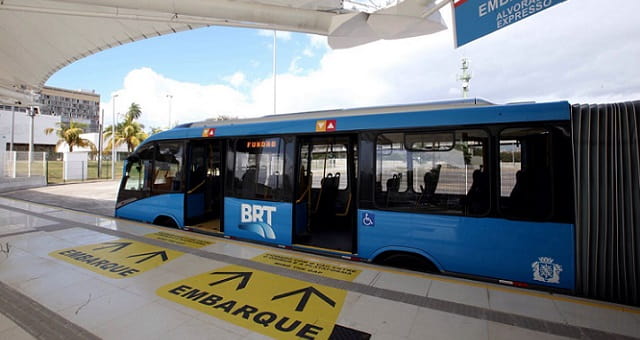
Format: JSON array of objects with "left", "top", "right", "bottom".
[{"left": 45, "top": 0, "right": 640, "bottom": 130}]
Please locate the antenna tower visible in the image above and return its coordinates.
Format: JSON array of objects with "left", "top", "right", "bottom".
[{"left": 458, "top": 58, "right": 472, "bottom": 98}]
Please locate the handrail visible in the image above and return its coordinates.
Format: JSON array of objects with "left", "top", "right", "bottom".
[{"left": 187, "top": 180, "right": 205, "bottom": 194}]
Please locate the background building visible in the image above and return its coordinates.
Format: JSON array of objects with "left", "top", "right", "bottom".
[
  {"left": 38, "top": 86, "right": 101, "bottom": 133},
  {"left": 0, "top": 87, "right": 125, "bottom": 177}
]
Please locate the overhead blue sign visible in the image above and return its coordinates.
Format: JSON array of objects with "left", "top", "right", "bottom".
[{"left": 453, "top": 0, "right": 567, "bottom": 47}]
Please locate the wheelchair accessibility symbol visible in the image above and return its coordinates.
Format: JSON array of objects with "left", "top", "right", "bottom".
[{"left": 362, "top": 212, "right": 375, "bottom": 227}]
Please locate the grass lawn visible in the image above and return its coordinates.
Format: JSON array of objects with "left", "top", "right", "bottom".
[{"left": 47, "top": 161, "right": 124, "bottom": 184}]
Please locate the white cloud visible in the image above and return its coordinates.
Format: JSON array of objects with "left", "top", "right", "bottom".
[
  {"left": 224, "top": 72, "right": 246, "bottom": 88},
  {"left": 307, "top": 34, "right": 329, "bottom": 50},
  {"left": 302, "top": 48, "right": 314, "bottom": 58},
  {"left": 106, "top": 0, "right": 640, "bottom": 129},
  {"left": 102, "top": 67, "right": 256, "bottom": 129},
  {"left": 288, "top": 56, "right": 304, "bottom": 74}
]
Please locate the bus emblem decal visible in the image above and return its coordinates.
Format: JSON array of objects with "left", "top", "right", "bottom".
[
  {"left": 532, "top": 257, "right": 562, "bottom": 284},
  {"left": 240, "top": 204, "right": 277, "bottom": 240}
]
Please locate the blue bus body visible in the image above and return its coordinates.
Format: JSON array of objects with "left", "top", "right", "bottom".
[
  {"left": 116, "top": 99, "right": 577, "bottom": 292},
  {"left": 357, "top": 209, "right": 574, "bottom": 290},
  {"left": 117, "top": 193, "right": 185, "bottom": 226}
]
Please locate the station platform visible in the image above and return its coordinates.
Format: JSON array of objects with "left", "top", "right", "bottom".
[{"left": 0, "top": 195, "right": 639, "bottom": 340}]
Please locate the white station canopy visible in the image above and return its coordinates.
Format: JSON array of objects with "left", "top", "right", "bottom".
[{"left": 0, "top": 0, "right": 447, "bottom": 104}]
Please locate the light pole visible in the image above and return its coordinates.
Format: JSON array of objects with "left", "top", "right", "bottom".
[
  {"left": 98, "top": 108, "right": 104, "bottom": 178},
  {"left": 273, "top": 30, "right": 277, "bottom": 115},
  {"left": 27, "top": 106, "right": 38, "bottom": 177},
  {"left": 166, "top": 94, "right": 173, "bottom": 129},
  {"left": 111, "top": 94, "right": 118, "bottom": 179},
  {"left": 9, "top": 105, "right": 15, "bottom": 152}
]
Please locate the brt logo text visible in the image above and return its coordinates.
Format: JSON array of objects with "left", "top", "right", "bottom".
[{"left": 241, "top": 204, "right": 277, "bottom": 225}]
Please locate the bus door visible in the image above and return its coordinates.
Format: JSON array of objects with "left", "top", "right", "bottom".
[
  {"left": 294, "top": 135, "right": 357, "bottom": 253},
  {"left": 185, "top": 139, "right": 224, "bottom": 233}
]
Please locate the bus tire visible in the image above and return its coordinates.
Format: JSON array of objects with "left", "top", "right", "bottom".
[
  {"left": 153, "top": 216, "right": 178, "bottom": 229},
  {"left": 375, "top": 251, "right": 437, "bottom": 273}
]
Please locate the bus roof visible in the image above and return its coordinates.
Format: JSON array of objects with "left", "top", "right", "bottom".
[
  {"left": 186, "top": 98, "right": 494, "bottom": 128},
  {"left": 142, "top": 99, "right": 570, "bottom": 146}
]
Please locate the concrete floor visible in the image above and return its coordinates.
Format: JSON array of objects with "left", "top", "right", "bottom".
[
  {"left": 1, "top": 180, "right": 639, "bottom": 340},
  {"left": 1, "top": 180, "right": 119, "bottom": 216}
]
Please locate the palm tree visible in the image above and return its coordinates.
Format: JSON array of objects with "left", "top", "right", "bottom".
[
  {"left": 104, "top": 102, "right": 148, "bottom": 154},
  {"left": 214, "top": 114, "right": 237, "bottom": 121},
  {"left": 103, "top": 124, "right": 121, "bottom": 154},
  {"left": 149, "top": 126, "right": 165, "bottom": 135},
  {"left": 44, "top": 121, "right": 95, "bottom": 152},
  {"left": 126, "top": 103, "right": 142, "bottom": 121},
  {"left": 121, "top": 120, "right": 148, "bottom": 152}
]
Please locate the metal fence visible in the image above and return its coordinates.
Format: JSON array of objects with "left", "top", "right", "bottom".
[
  {"left": 2, "top": 151, "right": 125, "bottom": 184},
  {"left": 3, "top": 151, "right": 47, "bottom": 178}
]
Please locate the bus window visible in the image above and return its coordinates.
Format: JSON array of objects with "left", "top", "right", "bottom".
[
  {"left": 309, "top": 143, "right": 349, "bottom": 190},
  {"left": 152, "top": 142, "right": 183, "bottom": 194},
  {"left": 499, "top": 127, "right": 552, "bottom": 220},
  {"left": 375, "top": 130, "right": 488, "bottom": 216},
  {"left": 123, "top": 145, "right": 154, "bottom": 192},
  {"left": 375, "top": 133, "right": 408, "bottom": 207},
  {"left": 232, "top": 138, "right": 286, "bottom": 201}
]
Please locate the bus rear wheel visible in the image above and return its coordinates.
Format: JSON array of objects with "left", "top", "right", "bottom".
[{"left": 375, "top": 252, "right": 437, "bottom": 273}]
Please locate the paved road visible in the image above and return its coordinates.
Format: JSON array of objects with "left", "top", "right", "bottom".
[{"left": 0, "top": 180, "right": 119, "bottom": 216}]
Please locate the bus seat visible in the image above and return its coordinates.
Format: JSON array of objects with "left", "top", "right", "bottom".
[
  {"left": 510, "top": 168, "right": 552, "bottom": 219},
  {"left": 386, "top": 173, "right": 401, "bottom": 206},
  {"left": 466, "top": 169, "right": 489, "bottom": 215},
  {"left": 420, "top": 165, "right": 441, "bottom": 203},
  {"left": 267, "top": 173, "right": 282, "bottom": 189},
  {"left": 313, "top": 173, "right": 340, "bottom": 226},
  {"left": 172, "top": 171, "right": 182, "bottom": 191},
  {"left": 509, "top": 169, "right": 528, "bottom": 217},
  {"left": 266, "top": 173, "right": 283, "bottom": 199},
  {"left": 241, "top": 168, "right": 257, "bottom": 198}
]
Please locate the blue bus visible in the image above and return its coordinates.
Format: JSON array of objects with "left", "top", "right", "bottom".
[{"left": 116, "top": 99, "right": 640, "bottom": 306}]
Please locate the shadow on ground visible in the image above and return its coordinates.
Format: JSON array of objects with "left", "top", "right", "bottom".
[{"left": 1, "top": 190, "right": 115, "bottom": 217}]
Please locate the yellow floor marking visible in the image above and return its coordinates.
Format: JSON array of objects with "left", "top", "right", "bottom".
[
  {"left": 50, "top": 238, "right": 183, "bottom": 279},
  {"left": 292, "top": 243, "right": 353, "bottom": 255},
  {"left": 253, "top": 252, "right": 361, "bottom": 282},
  {"left": 157, "top": 231, "right": 640, "bottom": 315},
  {"left": 12, "top": 195, "right": 632, "bottom": 315},
  {"left": 144, "top": 231, "right": 213, "bottom": 249},
  {"left": 157, "top": 264, "right": 347, "bottom": 340}
]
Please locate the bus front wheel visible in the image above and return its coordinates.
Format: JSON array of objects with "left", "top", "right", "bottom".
[{"left": 153, "top": 216, "right": 178, "bottom": 229}]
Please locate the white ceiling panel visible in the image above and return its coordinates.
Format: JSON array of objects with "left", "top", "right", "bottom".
[{"left": 0, "top": 0, "right": 446, "bottom": 104}]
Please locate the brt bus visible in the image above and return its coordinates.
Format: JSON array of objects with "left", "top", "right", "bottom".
[{"left": 116, "top": 99, "right": 640, "bottom": 306}]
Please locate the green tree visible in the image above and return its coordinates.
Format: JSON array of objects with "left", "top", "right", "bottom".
[
  {"left": 214, "top": 114, "right": 237, "bottom": 121},
  {"left": 44, "top": 121, "right": 95, "bottom": 152},
  {"left": 104, "top": 102, "right": 148, "bottom": 153},
  {"left": 126, "top": 102, "right": 142, "bottom": 121},
  {"left": 120, "top": 119, "right": 148, "bottom": 152},
  {"left": 149, "top": 126, "right": 165, "bottom": 135}
]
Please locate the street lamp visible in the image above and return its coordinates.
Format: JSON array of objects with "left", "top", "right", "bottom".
[
  {"left": 9, "top": 105, "right": 15, "bottom": 152},
  {"left": 273, "top": 30, "right": 277, "bottom": 115},
  {"left": 166, "top": 94, "right": 173, "bottom": 129},
  {"left": 98, "top": 109, "right": 104, "bottom": 178},
  {"left": 27, "top": 106, "right": 38, "bottom": 176},
  {"left": 111, "top": 94, "right": 118, "bottom": 179}
]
